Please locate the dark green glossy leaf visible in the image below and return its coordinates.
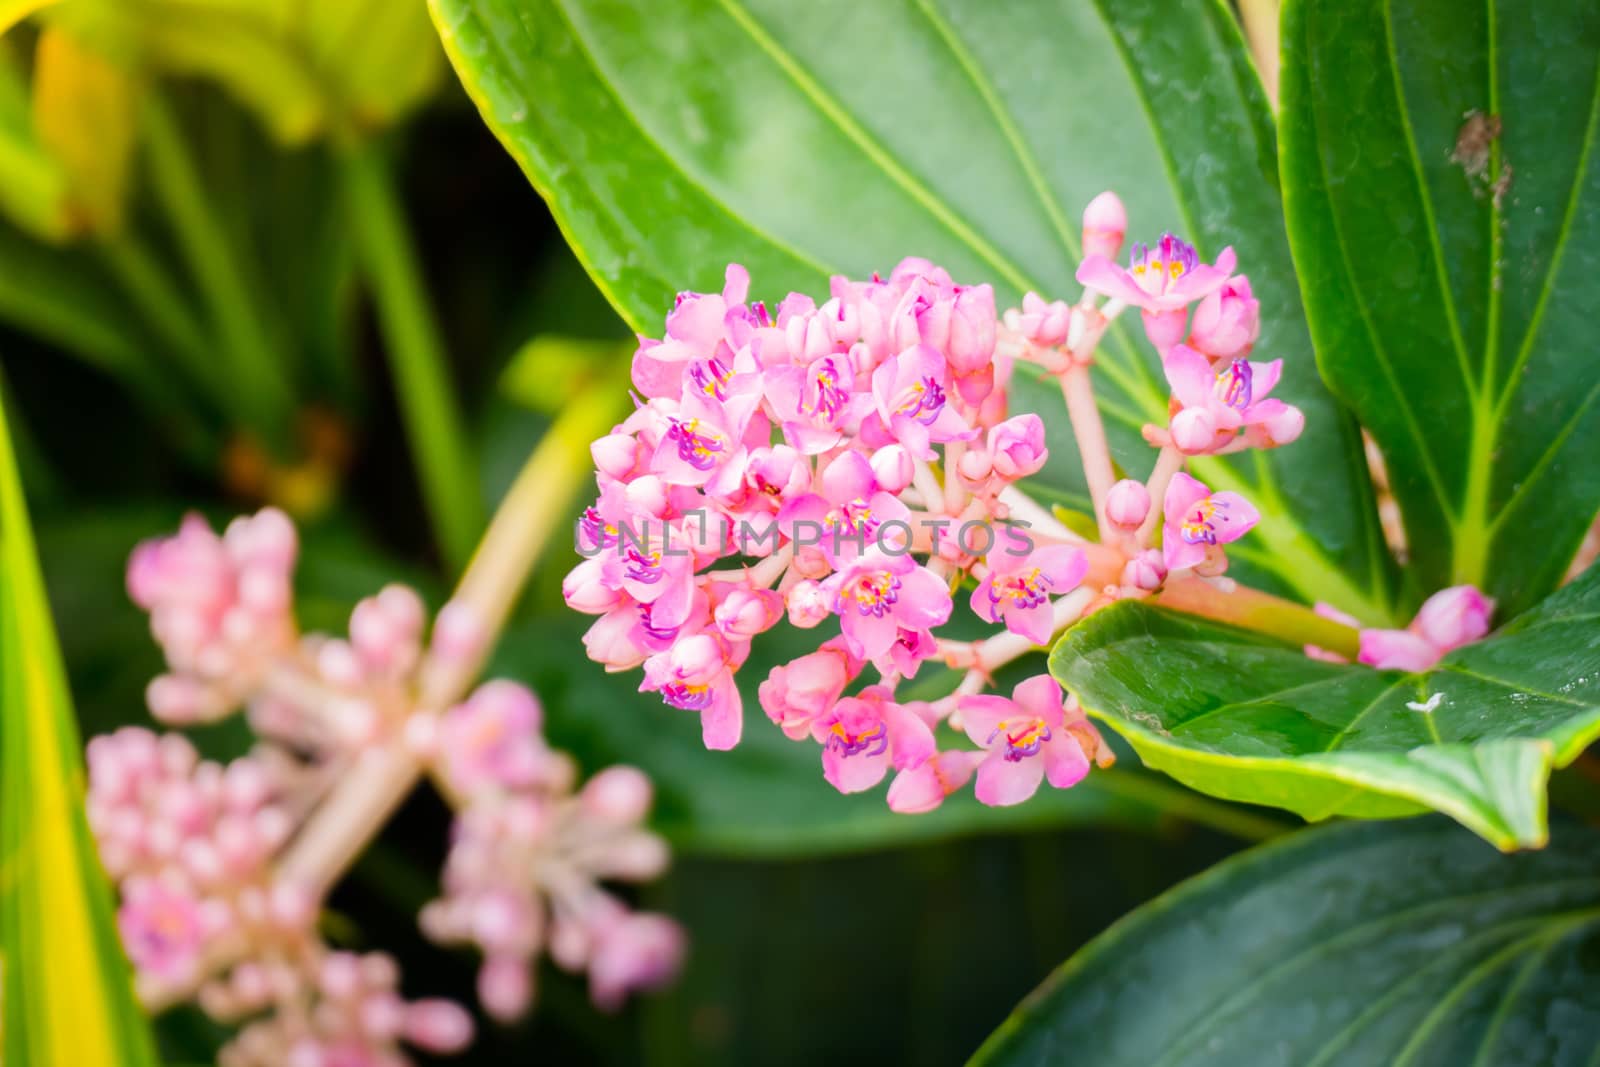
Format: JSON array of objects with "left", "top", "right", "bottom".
[
  {"left": 1050, "top": 563, "right": 1600, "bottom": 850},
  {"left": 974, "top": 818, "right": 1600, "bottom": 1066},
  {"left": 429, "top": 0, "right": 1397, "bottom": 620},
  {"left": 1281, "top": 0, "right": 1600, "bottom": 618}
]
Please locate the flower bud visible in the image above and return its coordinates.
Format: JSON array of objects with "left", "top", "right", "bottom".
[
  {"left": 1411, "top": 585, "right": 1493, "bottom": 651},
  {"left": 1257, "top": 403, "right": 1305, "bottom": 448},
  {"left": 870, "top": 444, "right": 914, "bottom": 494},
  {"left": 478, "top": 956, "right": 532, "bottom": 1021},
  {"left": 1121, "top": 549, "right": 1167, "bottom": 591},
  {"left": 1082, "top": 191, "right": 1127, "bottom": 260},
  {"left": 1170, "top": 407, "right": 1219, "bottom": 454},
  {"left": 588, "top": 913, "right": 687, "bottom": 1013},
  {"left": 1016, "top": 292, "right": 1071, "bottom": 347},
  {"left": 957, "top": 448, "right": 993, "bottom": 485},
  {"left": 1105, "top": 479, "right": 1151, "bottom": 530},
  {"left": 1188, "top": 276, "right": 1260, "bottom": 359},
  {"left": 1141, "top": 307, "right": 1189, "bottom": 352},
  {"left": 404, "top": 1000, "right": 474, "bottom": 1054},
  {"left": 986, "top": 414, "right": 1047, "bottom": 480},
  {"left": 580, "top": 765, "right": 654, "bottom": 825},
  {"left": 785, "top": 580, "right": 832, "bottom": 628},
  {"left": 591, "top": 433, "right": 640, "bottom": 480},
  {"left": 713, "top": 587, "right": 783, "bottom": 639},
  {"left": 946, "top": 284, "right": 997, "bottom": 374}
]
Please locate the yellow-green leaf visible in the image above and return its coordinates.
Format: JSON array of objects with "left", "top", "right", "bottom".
[
  {"left": 31, "top": 26, "right": 137, "bottom": 233},
  {"left": 0, "top": 384, "right": 158, "bottom": 1065},
  {"left": 0, "top": 0, "right": 58, "bottom": 35}
]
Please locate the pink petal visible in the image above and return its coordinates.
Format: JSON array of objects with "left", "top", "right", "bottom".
[
  {"left": 969, "top": 576, "right": 1002, "bottom": 625},
  {"left": 1358, "top": 628, "right": 1440, "bottom": 672},
  {"left": 1043, "top": 734, "right": 1090, "bottom": 789},
  {"left": 1003, "top": 599, "right": 1055, "bottom": 645},
  {"left": 1250, "top": 359, "right": 1283, "bottom": 400},
  {"left": 1013, "top": 674, "right": 1065, "bottom": 725},
  {"left": 957, "top": 694, "right": 1012, "bottom": 748},
  {"left": 822, "top": 744, "right": 889, "bottom": 794},
  {"left": 1163, "top": 345, "right": 1218, "bottom": 410},
  {"left": 1162, "top": 535, "right": 1209, "bottom": 573},
  {"left": 1207, "top": 491, "right": 1261, "bottom": 544},
  {"left": 1032, "top": 546, "right": 1088, "bottom": 589},
  {"left": 700, "top": 677, "right": 743, "bottom": 750},
  {"left": 1163, "top": 471, "right": 1212, "bottom": 519},
  {"left": 975, "top": 751, "right": 1045, "bottom": 806},
  {"left": 885, "top": 701, "right": 937, "bottom": 768},
  {"left": 1075, "top": 256, "right": 1149, "bottom": 306},
  {"left": 821, "top": 450, "right": 876, "bottom": 503}
]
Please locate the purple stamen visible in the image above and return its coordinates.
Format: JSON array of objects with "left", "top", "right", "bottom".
[
  {"left": 625, "top": 547, "right": 665, "bottom": 584},
  {"left": 897, "top": 376, "right": 947, "bottom": 425},
  {"left": 1215, "top": 359, "right": 1253, "bottom": 409},
  {"left": 986, "top": 719, "right": 1052, "bottom": 762},
  {"left": 803, "top": 357, "right": 850, "bottom": 420},
  {"left": 689, "top": 356, "right": 733, "bottom": 402},
  {"left": 579, "top": 507, "right": 618, "bottom": 552},
  {"left": 1180, "top": 500, "right": 1224, "bottom": 545},
  {"left": 826, "top": 723, "right": 888, "bottom": 758},
  {"left": 662, "top": 683, "right": 712, "bottom": 710},
  {"left": 667, "top": 418, "right": 725, "bottom": 471},
  {"left": 989, "top": 568, "right": 1053, "bottom": 611}
]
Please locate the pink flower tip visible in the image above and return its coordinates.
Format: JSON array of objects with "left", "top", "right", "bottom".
[
  {"left": 1105, "top": 479, "right": 1150, "bottom": 530},
  {"left": 1082, "top": 191, "right": 1127, "bottom": 260}
]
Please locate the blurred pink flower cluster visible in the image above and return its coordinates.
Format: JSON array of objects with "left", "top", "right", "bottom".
[
  {"left": 91, "top": 508, "right": 684, "bottom": 1066},
  {"left": 564, "top": 193, "right": 1317, "bottom": 815}
]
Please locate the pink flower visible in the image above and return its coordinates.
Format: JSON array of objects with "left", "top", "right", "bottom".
[
  {"left": 1076, "top": 234, "right": 1236, "bottom": 312},
  {"left": 1162, "top": 473, "right": 1260, "bottom": 572},
  {"left": 1161, "top": 344, "right": 1286, "bottom": 455},
  {"left": 764, "top": 350, "right": 868, "bottom": 455},
  {"left": 778, "top": 450, "right": 910, "bottom": 565},
  {"left": 1358, "top": 586, "right": 1494, "bottom": 671},
  {"left": 823, "top": 550, "right": 953, "bottom": 664},
  {"left": 812, "top": 687, "right": 935, "bottom": 794},
  {"left": 758, "top": 639, "right": 863, "bottom": 740},
  {"left": 986, "top": 414, "right": 1048, "bottom": 480},
  {"left": 119, "top": 880, "right": 207, "bottom": 982},
  {"left": 1081, "top": 191, "right": 1127, "bottom": 261},
  {"left": 1189, "top": 275, "right": 1260, "bottom": 359},
  {"left": 971, "top": 546, "right": 1088, "bottom": 644},
  {"left": 641, "top": 634, "right": 744, "bottom": 750},
  {"left": 959, "top": 676, "right": 1089, "bottom": 806},
  {"left": 438, "top": 681, "right": 553, "bottom": 794},
  {"left": 870, "top": 344, "right": 975, "bottom": 459}
]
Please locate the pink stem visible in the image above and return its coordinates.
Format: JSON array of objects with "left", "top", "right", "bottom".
[
  {"left": 1059, "top": 364, "right": 1117, "bottom": 542},
  {"left": 1138, "top": 445, "right": 1185, "bottom": 546}
]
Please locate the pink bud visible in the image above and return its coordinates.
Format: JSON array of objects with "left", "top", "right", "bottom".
[
  {"left": 1082, "top": 191, "right": 1127, "bottom": 260},
  {"left": 1141, "top": 307, "right": 1189, "bottom": 352},
  {"left": 785, "top": 580, "right": 832, "bottom": 629},
  {"left": 580, "top": 765, "right": 654, "bottom": 825},
  {"left": 1411, "top": 585, "right": 1493, "bottom": 651},
  {"left": 713, "top": 587, "right": 783, "bottom": 640},
  {"left": 1121, "top": 549, "right": 1167, "bottom": 591},
  {"left": 592, "top": 433, "right": 640, "bottom": 480},
  {"left": 987, "top": 414, "right": 1047, "bottom": 480},
  {"left": 563, "top": 558, "right": 623, "bottom": 614},
  {"left": 1188, "top": 275, "right": 1260, "bottom": 359},
  {"left": 1256, "top": 403, "right": 1305, "bottom": 448},
  {"left": 473, "top": 953, "right": 531, "bottom": 1023},
  {"left": 1105, "top": 479, "right": 1150, "bottom": 530},
  {"left": 870, "top": 445, "right": 914, "bottom": 494},
  {"left": 945, "top": 284, "right": 997, "bottom": 374},
  {"left": 404, "top": 1000, "right": 474, "bottom": 1053},
  {"left": 1357, "top": 628, "right": 1439, "bottom": 672},
  {"left": 747, "top": 445, "right": 810, "bottom": 501},
  {"left": 957, "top": 449, "right": 992, "bottom": 485},
  {"left": 1017, "top": 292, "right": 1072, "bottom": 347},
  {"left": 1170, "top": 407, "right": 1219, "bottom": 455},
  {"left": 588, "top": 913, "right": 686, "bottom": 1012},
  {"left": 758, "top": 642, "right": 858, "bottom": 741}
]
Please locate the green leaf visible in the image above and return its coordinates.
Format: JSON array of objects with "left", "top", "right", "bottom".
[
  {"left": 1050, "top": 562, "right": 1600, "bottom": 850},
  {"left": 428, "top": 0, "right": 1397, "bottom": 621},
  {"left": 973, "top": 817, "right": 1600, "bottom": 1066},
  {"left": 0, "top": 385, "right": 158, "bottom": 1064},
  {"left": 1281, "top": 0, "right": 1600, "bottom": 618},
  {"left": 494, "top": 618, "right": 1288, "bottom": 857}
]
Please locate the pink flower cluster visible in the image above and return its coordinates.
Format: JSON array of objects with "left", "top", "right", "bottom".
[
  {"left": 92, "top": 509, "right": 685, "bottom": 1065},
  {"left": 1352, "top": 585, "right": 1494, "bottom": 671},
  {"left": 563, "top": 193, "right": 1316, "bottom": 814},
  {"left": 417, "top": 685, "right": 683, "bottom": 1017}
]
